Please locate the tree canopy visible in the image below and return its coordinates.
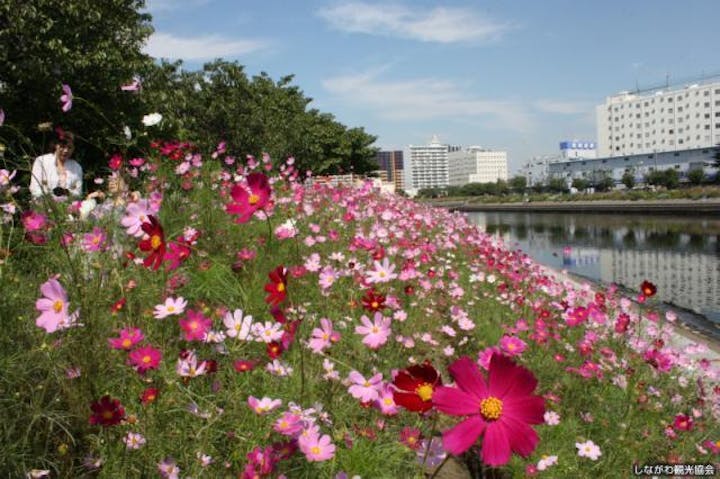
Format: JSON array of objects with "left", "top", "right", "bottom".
[{"left": 0, "top": 2, "right": 378, "bottom": 179}]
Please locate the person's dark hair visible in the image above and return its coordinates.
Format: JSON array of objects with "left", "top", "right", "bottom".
[{"left": 51, "top": 126, "right": 75, "bottom": 149}]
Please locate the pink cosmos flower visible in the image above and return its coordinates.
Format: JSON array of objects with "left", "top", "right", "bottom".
[
  {"left": 35, "top": 278, "right": 79, "bottom": 333},
  {"left": 120, "top": 77, "right": 141, "bottom": 92},
  {"left": 153, "top": 297, "right": 187, "bottom": 319},
  {"left": 163, "top": 241, "right": 191, "bottom": 271},
  {"left": 576, "top": 440, "right": 602, "bottom": 460},
  {"left": 273, "top": 412, "right": 304, "bottom": 437},
  {"left": 347, "top": 370, "right": 383, "bottom": 403},
  {"left": 128, "top": 345, "right": 162, "bottom": 374},
  {"left": 308, "top": 318, "right": 340, "bottom": 353},
  {"left": 158, "top": 457, "right": 180, "bottom": 479},
  {"left": 433, "top": 355, "right": 545, "bottom": 467},
  {"left": 298, "top": 432, "right": 336, "bottom": 462},
  {"left": 365, "top": 257, "right": 398, "bottom": 284},
  {"left": 176, "top": 350, "right": 207, "bottom": 377},
  {"left": 0, "top": 168, "right": 16, "bottom": 187},
  {"left": 355, "top": 312, "right": 391, "bottom": 349},
  {"left": 60, "top": 84, "right": 73, "bottom": 112},
  {"left": 247, "top": 396, "right": 282, "bottom": 415},
  {"left": 225, "top": 172, "right": 271, "bottom": 223},
  {"left": 179, "top": 310, "right": 212, "bottom": 341},
  {"left": 123, "top": 432, "right": 146, "bottom": 450},
  {"left": 499, "top": 335, "right": 527, "bottom": 357},
  {"left": 81, "top": 227, "right": 107, "bottom": 252},
  {"left": 22, "top": 210, "right": 47, "bottom": 231},
  {"left": 121, "top": 200, "right": 158, "bottom": 237},
  {"left": 375, "top": 384, "right": 399, "bottom": 416},
  {"left": 108, "top": 327, "right": 144, "bottom": 350}
]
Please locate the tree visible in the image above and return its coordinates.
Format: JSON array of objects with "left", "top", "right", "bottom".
[
  {"left": 663, "top": 168, "right": 680, "bottom": 189},
  {"left": 547, "top": 177, "right": 567, "bottom": 193},
  {"left": 509, "top": 175, "right": 527, "bottom": 193},
  {"left": 687, "top": 168, "right": 705, "bottom": 185},
  {"left": 571, "top": 178, "right": 590, "bottom": 191},
  {"left": 0, "top": 0, "right": 153, "bottom": 168},
  {"left": 621, "top": 170, "right": 635, "bottom": 189},
  {"left": 593, "top": 170, "right": 615, "bottom": 192}
]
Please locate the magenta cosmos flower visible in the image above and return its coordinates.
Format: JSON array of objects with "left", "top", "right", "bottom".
[
  {"left": 35, "top": 278, "right": 79, "bottom": 333},
  {"left": 433, "top": 354, "right": 545, "bottom": 467},
  {"left": 225, "top": 172, "right": 271, "bottom": 223}
]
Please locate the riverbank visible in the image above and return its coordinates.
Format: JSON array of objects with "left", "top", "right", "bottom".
[{"left": 433, "top": 198, "right": 720, "bottom": 215}]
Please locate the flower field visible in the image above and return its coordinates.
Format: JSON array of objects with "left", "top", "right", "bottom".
[{"left": 1, "top": 140, "right": 719, "bottom": 478}]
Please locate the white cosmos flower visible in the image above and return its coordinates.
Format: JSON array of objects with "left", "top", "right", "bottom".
[{"left": 142, "top": 112, "right": 163, "bottom": 127}]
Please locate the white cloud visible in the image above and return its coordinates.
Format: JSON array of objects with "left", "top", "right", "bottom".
[
  {"left": 322, "top": 68, "right": 532, "bottom": 131},
  {"left": 317, "top": 2, "right": 511, "bottom": 43},
  {"left": 144, "top": 0, "right": 211, "bottom": 13},
  {"left": 533, "top": 99, "right": 593, "bottom": 115},
  {"left": 143, "top": 32, "right": 266, "bottom": 61}
]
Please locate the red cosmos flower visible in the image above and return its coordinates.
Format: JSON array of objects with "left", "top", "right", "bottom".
[
  {"left": 110, "top": 297, "right": 126, "bottom": 314},
  {"left": 233, "top": 359, "right": 258, "bottom": 373},
  {"left": 267, "top": 341, "right": 283, "bottom": 359},
  {"left": 264, "top": 266, "right": 288, "bottom": 306},
  {"left": 392, "top": 360, "right": 442, "bottom": 413},
  {"left": 640, "top": 280, "right": 657, "bottom": 298},
  {"left": 140, "top": 387, "right": 159, "bottom": 405},
  {"left": 225, "top": 172, "right": 271, "bottom": 223},
  {"left": 164, "top": 240, "right": 191, "bottom": 271},
  {"left": 138, "top": 215, "right": 166, "bottom": 270},
  {"left": 433, "top": 354, "right": 545, "bottom": 467},
  {"left": 89, "top": 395, "right": 125, "bottom": 427},
  {"left": 673, "top": 413, "right": 694, "bottom": 431},
  {"left": 361, "top": 289, "right": 386, "bottom": 312}
]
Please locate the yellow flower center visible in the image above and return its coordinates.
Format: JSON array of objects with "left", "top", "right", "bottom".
[
  {"left": 189, "top": 321, "right": 198, "bottom": 330},
  {"left": 407, "top": 436, "right": 417, "bottom": 445},
  {"left": 480, "top": 396, "right": 503, "bottom": 420},
  {"left": 167, "top": 305, "right": 175, "bottom": 313},
  {"left": 371, "top": 301, "right": 379, "bottom": 309},
  {"left": 121, "top": 338, "right": 132, "bottom": 348},
  {"left": 142, "top": 355, "right": 151, "bottom": 364},
  {"left": 416, "top": 383, "right": 434, "bottom": 402},
  {"left": 150, "top": 234, "right": 162, "bottom": 250},
  {"left": 384, "top": 397, "right": 393, "bottom": 405},
  {"left": 311, "top": 446, "right": 321, "bottom": 455},
  {"left": 322, "top": 333, "right": 329, "bottom": 340},
  {"left": 53, "top": 299, "right": 64, "bottom": 313},
  {"left": 102, "top": 411, "right": 114, "bottom": 419},
  {"left": 248, "top": 193, "right": 260, "bottom": 205}
]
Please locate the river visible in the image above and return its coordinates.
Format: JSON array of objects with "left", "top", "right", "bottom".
[{"left": 464, "top": 211, "right": 720, "bottom": 335}]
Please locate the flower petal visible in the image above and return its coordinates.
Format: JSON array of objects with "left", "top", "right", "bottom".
[
  {"left": 481, "top": 422, "right": 511, "bottom": 467},
  {"left": 442, "top": 415, "right": 486, "bottom": 455},
  {"left": 502, "top": 416, "right": 539, "bottom": 458},
  {"left": 502, "top": 395, "right": 545, "bottom": 425},
  {"left": 448, "top": 356, "right": 488, "bottom": 398},
  {"left": 433, "top": 386, "right": 479, "bottom": 416},
  {"left": 487, "top": 354, "right": 537, "bottom": 399}
]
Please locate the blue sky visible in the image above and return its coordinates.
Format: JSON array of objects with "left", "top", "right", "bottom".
[{"left": 143, "top": 0, "right": 720, "bottom": 173}]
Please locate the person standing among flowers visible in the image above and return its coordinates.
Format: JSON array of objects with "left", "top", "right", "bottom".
[{"left": 29, "top": 128, "right": 83, "bottom": 199}]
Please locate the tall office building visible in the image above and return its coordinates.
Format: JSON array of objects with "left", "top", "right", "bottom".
[
  {"left": 448, "top": 147, "right": 508, "bottom": 186},
  {"left": 408, "top": 136, "right": 460, "bottom": 189},
  {"left": 596, "top": 78, "right": 720, "bottom": 157},
  {"left": 374, "top": 151, "right": 405, "bottom": 190}
]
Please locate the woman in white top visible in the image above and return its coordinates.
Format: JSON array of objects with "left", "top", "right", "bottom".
[{"left": 29, "top": 131, "right": 83, "bottom": 198}]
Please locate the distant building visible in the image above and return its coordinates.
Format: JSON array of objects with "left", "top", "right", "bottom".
[
  {"left": 374, "top": 151, "right": 404, "bottom": 191},
  {"left": 597, "top": 78, "right": 720, "bottom": 158},
  {"left": 548, "top": 146, "right": 717, "bottom": 184},
  {"left": 408, "top": 135, "right": 461, "bottom": 190},
  {"left": 560, "top": 140, "right": 597, "bottom": 159},
  {"left": 448, "top": 147, "right": 508, "bottom": 186},
  {"left": 518, "top": 155, "right": 558, "bottom": 187}
]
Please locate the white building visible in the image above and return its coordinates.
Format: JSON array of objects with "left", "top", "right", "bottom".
[
  {"left": 448, "top": 147, "right": 508, "bottom": 186},
  {"left": 597, "top": 78, "right": 720, "bottom": 157},
  {"left": 408, "top": 136, "right": 461, "bottom": 190},
  {"left": 518, "top": 155, "right": 560, "bottom": 187}
]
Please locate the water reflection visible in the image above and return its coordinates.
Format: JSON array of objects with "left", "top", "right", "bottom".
[{"left": 466, "top": 212, "right": 720, "bottom": 325}]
